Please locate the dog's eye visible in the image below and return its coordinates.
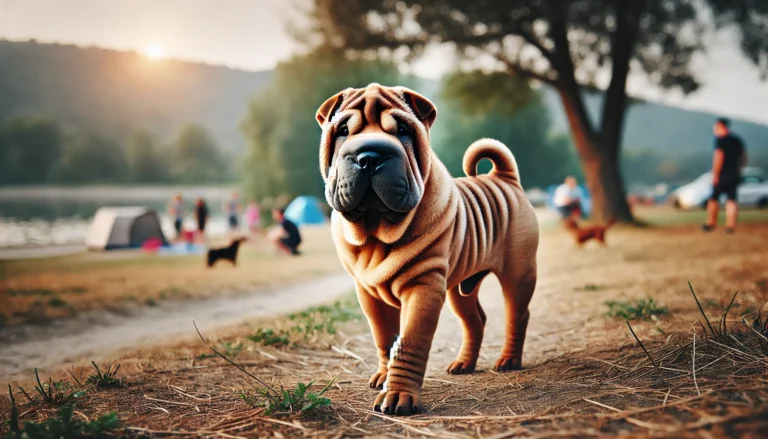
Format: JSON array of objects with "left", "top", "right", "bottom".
[
  {"left": 338, "top": 124, "right": 349, "bottom": 137},
  {"left": 396, "top": 122, "right": 409, "bottom": 137}
]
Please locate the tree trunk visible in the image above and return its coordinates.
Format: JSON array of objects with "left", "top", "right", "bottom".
[
  {"left": 548, "top": 0, "right": 640, "bottom": 224},
  {"left": 556, "top": 87, "right": 634, "bottom": 224}
]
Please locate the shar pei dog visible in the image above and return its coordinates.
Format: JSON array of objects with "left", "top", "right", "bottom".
[{"left": 315, "top": 83, "right": 539, "bottom": 416}]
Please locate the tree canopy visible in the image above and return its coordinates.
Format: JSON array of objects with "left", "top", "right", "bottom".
[
  {"left": 303, "top": 0, "right": 767, "bottom": 222},
  {"left": 240, "top": 47, "right": 411, "bottom": 202}
]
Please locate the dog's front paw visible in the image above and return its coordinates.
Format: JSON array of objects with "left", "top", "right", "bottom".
[
  {"left": 373, "top": 390, "right": 424, "bottom": 416},
  {"left": 446, "top": 359, "right": 476, "bottom": 375},
  {"left": 493, "top": 356, "right": 522, "bottom": 372},
  {"left": 368, "top": 367, "right": 388, "bottom": 390}
]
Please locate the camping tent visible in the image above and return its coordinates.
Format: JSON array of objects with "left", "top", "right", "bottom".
[
  {"left": 85, "top": 207, "right": 167, "bottom": 251},
  {"left": 283, "top": 196, "right": 327, "bottom": 226}
]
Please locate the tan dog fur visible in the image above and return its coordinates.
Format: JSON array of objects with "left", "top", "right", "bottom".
[{"left": 315, "top": 84, "right": 539, "bottom": 416}]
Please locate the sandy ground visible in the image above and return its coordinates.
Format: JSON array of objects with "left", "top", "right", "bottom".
[
  {"left": 2, "top": 219, "right": 767, "bottom": 437},
  {"left": 0, "top": 244, "right": 85, "bottom": 260},
  {"left": 0, "top": 272, "right": 354, "bottom": 382}
]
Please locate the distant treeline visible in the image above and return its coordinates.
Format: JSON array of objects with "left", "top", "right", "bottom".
[{"left": 0, "top": 116, "right": 235, "bottom": 185}]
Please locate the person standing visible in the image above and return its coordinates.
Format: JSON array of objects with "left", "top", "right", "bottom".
[
  {"left": 223, "top": 190, "right": 241, "bottom": 231},
  {"left": 702, "top": 118, "right": 747, "bottom": 234},
  {"left": 553, "top": 176, "right": 584, "bottom": 221},
  {"left": 167, "top": 193, "right": 185, "bottom": 240},
  {"left": 195, "top": 197, "right": 209, "bottom": 240},
  {"left": 244, "top": 200, "right": 261, "bottom": 235}
]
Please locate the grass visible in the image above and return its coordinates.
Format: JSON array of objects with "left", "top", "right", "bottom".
[
  {"left": 633, "top": 205, "right": 768, "bottom": 227},
  {"left": 5, "top": 386, "right": 122, "bottom": 439},
  {"left": 14, "top": 369, "right": 86, "bottom": 406},
  {"left": 236, "top": 380, "right": 335, "bottom": 416},
  {"left": 194, "top": 321, "right": 337, "bottom": 417},
  {"left": 0, "top": 226, "right": 341, "bottom": 326},
  {"left": 85, "top": 361, "right": 123, "bottom": 388},
  {"left": 247, "top": 296, "right": 362, "bottom": 347},
  {"left": 606, "top": 298, "right": 668, "bottom": 320}
]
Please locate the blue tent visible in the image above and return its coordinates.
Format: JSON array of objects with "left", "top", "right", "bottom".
[
  {"left": 545, "top": 184, "right": 593, "bottom": 218},
  {"left": 284, "top": 196, "right": 327, "bottom": 226}
]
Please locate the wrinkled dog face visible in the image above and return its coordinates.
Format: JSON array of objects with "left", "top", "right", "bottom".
[{"left": 315, "top": 84, "right": 437, "bottom": 233}]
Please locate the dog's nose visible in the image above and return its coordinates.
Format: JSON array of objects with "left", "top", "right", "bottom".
[{"left": 356, "top": 151, "right": 383, "bottom": 171}]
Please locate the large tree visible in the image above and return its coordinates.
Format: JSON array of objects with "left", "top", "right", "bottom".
[
  {"left": 0, "top": 115, "right": 62, "bottom": 184},
  {"left": 240, "top": 47, "right": 409, "bottom": 202},
  {"left": 434, "top": 71, "right": 582, "bottom": 188},
  {"left": 304, "top": 0, "right": 766, "bottom": 222}
]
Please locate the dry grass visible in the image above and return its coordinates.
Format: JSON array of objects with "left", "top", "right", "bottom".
[
  {"left": 0, "top": 227, "right": 341, "bottom": 326},
  {"left": 3, "top": 221, "right": 768, "bottom": 437}
]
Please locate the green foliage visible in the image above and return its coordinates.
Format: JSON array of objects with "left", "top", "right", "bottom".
[
  {"left": 240, "top": 46, "right": 411, "bottom": 201},
  {"left": 236, "top": 379, "right": 335, "bottom": 416},
  {"left": 5, "top": 387, "right": 122, "bottom": 439},
  {"left": 248, "top": 298, "right": 363, "bottom": 347},
  {"left": 440, "top": 71, "right": 536, "bottom": 116},
  {"left": 0, "top": 115, "right": 62, "bottom": 184},
  {"left": 85, "top": 362, "right": 123, "bottom": 388},
  {"left": 433, "top": 74, "right": 582, "bottom": 188},
  {"left": 53, "top": 131, "right": 128, "bottom": 184},
  {"left": 21, "top": 369, "right": 86, "bottom": 406},
  {"left": 221, "top": 342, "right": 244, "bottom": 358},
  {"left": 170, "top": 123, "right": 229, "bottom": 183},
  {"left": 247, "top": 328, "right": 290, "bottom": 346},
  {"left": 126, "top": 129, "right": 170, "bottom": 183},
  {"left": 606, "top": 298, "right": 668, "bottom": 321}
]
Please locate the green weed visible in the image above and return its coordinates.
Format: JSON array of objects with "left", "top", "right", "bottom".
[
  {"left": 221, "top": 342, "right": 243, "bottom": 358},
  {"left": 194, "top": 321, "right": 337, "bottom": 418},
  {"left": 236, "top": 379, "right": 335, "bottom": 416},
  {"left": 248, "top": 298, "right": 362, "bottom": 347},
  {"left": 606, "top": 298, "right": 668, "bottom": 320},
  {"left": 86, "top": 361, "right": 123, "bottom": 388},
  {"left": 5, "top": 386, "right": 121, "bottom": 439},
  {"left": 16, "top": 370, "right": 85, "bottom": 406},
  {"left": 144, "top": 298, "right": 157, "bottom": 307},
  {"left": 247, "top": 329, "right": 290, "bottom": 346},
  {"left": 46, "top": 297, "right": 68, "bottom": 308},
  {"left": 575, "top": 284, "right": 601, "bottom": 292},
  {"left": 195, "top": 352, "right": 216, "bottom": 360}
]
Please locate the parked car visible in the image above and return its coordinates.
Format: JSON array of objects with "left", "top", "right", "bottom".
[{"left": 668, "top": 167, "right": 768, "bottom": 210}]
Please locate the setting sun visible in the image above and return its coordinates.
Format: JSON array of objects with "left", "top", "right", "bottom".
[{"left": 143, "top": 43, "right": 166, "bottom": 60}]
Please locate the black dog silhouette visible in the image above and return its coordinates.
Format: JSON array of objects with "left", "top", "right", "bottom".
[{"left": 206, "top": 237, "right": 246, "bottom": 267}]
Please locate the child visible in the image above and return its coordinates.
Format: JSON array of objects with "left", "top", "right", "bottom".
[{"left": 244, "top": 200, "right": 261, "bottom": 235}]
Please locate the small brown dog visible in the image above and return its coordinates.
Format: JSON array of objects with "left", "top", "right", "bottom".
[
  {"left": 206, "top": 237, "right": 247, "bottom": 267},
  {"left": 563, "top": 217, "right": 616, "bottom": 246}
]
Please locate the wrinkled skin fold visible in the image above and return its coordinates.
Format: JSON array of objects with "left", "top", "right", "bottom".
[{"left": 316, "top": 83, "right": 540, "bottom": 416}]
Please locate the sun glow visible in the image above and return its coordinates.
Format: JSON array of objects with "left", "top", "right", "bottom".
[{"left": 143, "top": 43, "right": 166, "bottom": 60}]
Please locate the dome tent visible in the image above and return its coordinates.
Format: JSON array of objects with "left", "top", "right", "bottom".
[
  {"left": 86, "top": 207, "right": 167, "bottom": 251},
  {"left": 283, "top": 196, "right": 327, "bottom": 226}
]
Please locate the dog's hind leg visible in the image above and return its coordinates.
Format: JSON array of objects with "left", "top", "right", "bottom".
[
  {"left": 446, "top": 281, "right": 487, "bottom": 374},
  {"left": 494, "top": 264, "right": 537, "bottom": 371}
]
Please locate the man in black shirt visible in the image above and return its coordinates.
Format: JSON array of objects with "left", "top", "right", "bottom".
[
  {"left": 268, "top": 208, "right": 302, "bottom": 256},
  {"left": 702, "top": 118, "right": 747, "bottom": 234}
]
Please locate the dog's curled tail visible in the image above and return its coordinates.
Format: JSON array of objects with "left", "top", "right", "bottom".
[{"left": 463, "top": 138, "right": 520, "bottom": 183}]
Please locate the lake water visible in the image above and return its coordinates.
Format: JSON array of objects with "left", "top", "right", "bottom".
[{"left": 0, "top": 186, "right": 239, "bottom": 247}]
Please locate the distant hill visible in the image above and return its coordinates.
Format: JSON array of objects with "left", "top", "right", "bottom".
[
  {"left": 1, "top": 39, "right": 766, "bottom": 164},
  {"left": 539, "top": 89, "right": 768, "bottom": 156},
  {"left": 0, "top": 40, "right": 271, "bottom": 152}
]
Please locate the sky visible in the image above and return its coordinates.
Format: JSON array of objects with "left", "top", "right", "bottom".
[{"left": 1, "top": 0, "right": 767, "bottom": 124}]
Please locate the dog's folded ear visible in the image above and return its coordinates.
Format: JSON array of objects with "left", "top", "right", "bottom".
[
  {"left": 399, "top": 87, "right": 437, "bottom": 129},
  {"left": 316, "top": 90, "right": 347, "bottom": 127}
]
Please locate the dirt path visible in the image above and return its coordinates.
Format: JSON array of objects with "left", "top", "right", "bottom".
[
  {"left": 4, "top": 222, "right": 768, "bottom": 437},
  {"left": 0, "top": 272, "right": 354, "bottom": 383}
]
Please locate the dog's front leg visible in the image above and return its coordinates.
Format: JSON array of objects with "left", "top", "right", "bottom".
[
  {"left": 356, "top": 284, "right": 400, "bottom": 390},
  {"left": 374, "top": 279, "right": 445, "bottom": 416}
]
